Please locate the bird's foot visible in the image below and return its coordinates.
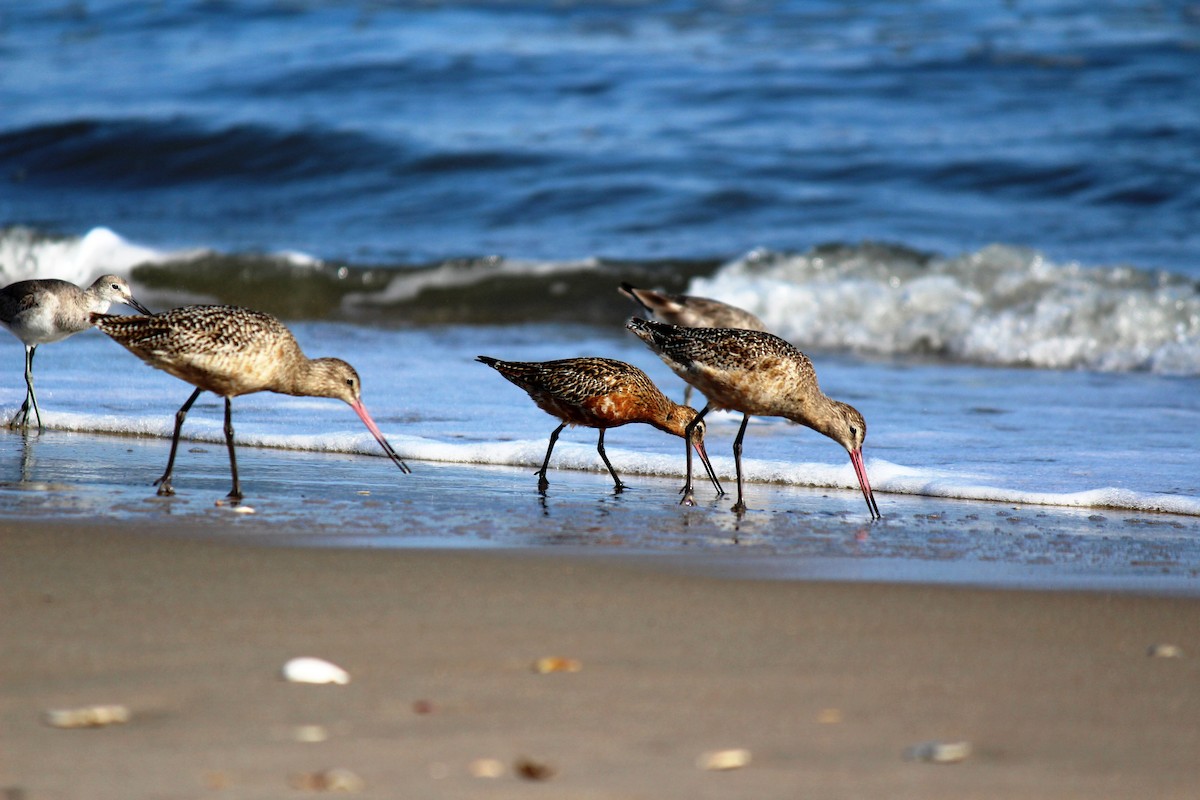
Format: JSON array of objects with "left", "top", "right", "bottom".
[
  {"left": 679, "top": 489, "right": 696, "bottom": 507},
  {"left": 612, "top": 481, "right": 626, "bottom": 494},
  {"left": 153, "top": 478, "right": 175, "bottom": 497},
  {"left": 731, "top": 500, "right": 746, "bottom": 515},
  {"left": 536, "top": 475, "right": 550, "bottom": 494}
]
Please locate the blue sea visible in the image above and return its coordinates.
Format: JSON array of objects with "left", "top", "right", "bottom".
[{"left": 2, "top": 1, "right": 1199, "bottom": 589}]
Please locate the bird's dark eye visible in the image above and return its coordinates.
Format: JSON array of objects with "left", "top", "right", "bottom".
[
  {"left": 345, "top": 379, "right": 355, "bottom": 388},
  {"left": 849, "top": 426, "right": 858, "bottom": 437}
]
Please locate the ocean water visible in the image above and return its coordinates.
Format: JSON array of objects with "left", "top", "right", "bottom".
[{"left": 1, "top": 2, "right": 1199, "bottom": 583}]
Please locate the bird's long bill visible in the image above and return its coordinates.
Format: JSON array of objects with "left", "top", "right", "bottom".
[
  {"left": 349, "top": 399, "right": 412, "bottom": 474},
  {"left": 692, "top": 438, "right": 724, "bottom": 496},
  {"left": 849, "top": 448, "right": 881, "bottom": 520},
  {"left": 126, "top": 297, "right": 153, "bottom": 315}
]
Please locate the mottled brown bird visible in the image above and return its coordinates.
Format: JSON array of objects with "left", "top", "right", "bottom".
[
  {"left": 477, "top": 355, "right": 722, "bottom": 496},
  {"left": 1, "top": 275, "right": 151, "bottom": 431},
  {"left": 627, "top": 317, "right": 880, "bottom": 519},
  {"left": 92, "top": 304, "right": 410, "bottom": 500},
  {"left": 619, "top": 282, "right": 767, "bottom": 405}
]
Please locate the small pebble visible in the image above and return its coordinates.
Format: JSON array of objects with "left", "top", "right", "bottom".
[
  {"left": 288, "top": 768, "right": 364, "bottom": 792},
  {"left": 817, "top": 708, "right": 842, "bottom": 724},
  {"left": 43, "top": 704, "right": 131, "bottom": 729},
  {"left": 469, "top": 758, "right": 505, "bottom": 779},
  {"left": 514, "top": 757, "right": 555, "bottom": 781},
  {"left": 532, "top": 656, "right": 582, "bottom": 674},
  {"left": 282, "top": 657, "right": 350, "bottom": 685},
  {"left": 697, "top": 748, "right": 752, "bottom": 771},
  {"left": 1147, "top": 643, "right": 1184, "bottom": 658},
  {"left": 293, "top": 724, "right": 329, "bottom": 743},
  {"left": 904, "top": 740, "right": 972, "bottom": 764}
]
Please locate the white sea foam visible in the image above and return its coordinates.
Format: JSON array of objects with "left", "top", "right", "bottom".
[
  {"left": 33, "top": 408, "right": 1200, "bottom": 517},
  {"left": 693, "top": 245, "right": 1200, "bottom": 375},
  {"left": 346, "top": 256, "right": 604, "bottom": 306},
  {"left": 0, "top": 226, "right": 171, "bottom": 285}
]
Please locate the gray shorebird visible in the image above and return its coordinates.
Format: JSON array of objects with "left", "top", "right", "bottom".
[
  {"left": 92, "top": 304, "right": 410, "bottom": 500},
  {"left": 619, "top": 282, "right": 767, "bottom": 331},
  {"left": 0, "top": 275, "right": 151, "bottom": 431},
  {"left": 627, "top": 317, "right": 881, "bottom": 519},
  {"left": 477, "top": 355, "right": 722, "bottom": 497}
]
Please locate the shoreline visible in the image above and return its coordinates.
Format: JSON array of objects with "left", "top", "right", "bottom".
[
  {"left": 3, "top": 429, "right": 1200, "bottom": 597},
  {"left": 4, "top": 520, "right": 1200, "bottom": 799}
]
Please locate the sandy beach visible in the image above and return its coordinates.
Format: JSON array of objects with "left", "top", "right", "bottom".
[{"left": 4, "top": 517, "right": 1200, "bottom": 800}]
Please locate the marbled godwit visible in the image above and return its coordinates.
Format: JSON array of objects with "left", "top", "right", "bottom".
[
  {"left": 91, "top": 304, "right": 410, "bottom": 500},
  {"left": 1, "top": 275, "right": 151, "bottom": 432},
  {"left": 627, "top": 317, "right": 881, "bottom": 519},
  {"left": 476, "top": 355, "right": 722, "bottom": 496},
  {"left": 619, "top": 282, "right": 766, "bottom": 405},
  {"left": 619, "top": 282, "right": 767, "bottom": 331}
]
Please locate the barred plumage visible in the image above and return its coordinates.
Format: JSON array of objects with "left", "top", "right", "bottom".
[
  {"left": 627, "top": 317, "right": 880, "bottom": 518},
  {"left": 93, "top": 304, "right": 410, "bottom": 500},
  {"left": 477, "top": 355, "right": 722, "bottom": 496}
]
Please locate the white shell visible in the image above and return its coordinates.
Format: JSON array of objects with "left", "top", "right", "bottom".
[
  {"left": 697, "top": 748, "right": 752, "bottom": 771},
  {"left": 44, "top": 704, "right": 131, "bottom": 729},
  {"left": 282, "top": 656, "right": 350, "bottom": 685}
]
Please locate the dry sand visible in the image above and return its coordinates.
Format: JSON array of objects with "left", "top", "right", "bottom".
[{"left": 3, "top": 520, "right": 1200, "bottom": 799}]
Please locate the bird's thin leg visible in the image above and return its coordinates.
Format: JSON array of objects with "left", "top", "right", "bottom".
[
  {"left": 596, "top": 428, "right": 625, "bottom": 493},
  {"left": 223, "top": 397, "right": 242, "bottom": 501},
  {"left": 731, "top": 413, "right": 751, "bottom": 514},
  {"left": 679, "top": 403, "right": 711, "bottom": 506},
  {"left": 9, "top": 345, "right": 41, "bottom": 432},
  {"left": 536, "top": 422, "right": 567, "bottom": 493},
  {"left": 155, "top": 387, "right": 202, "bottom": 496}
]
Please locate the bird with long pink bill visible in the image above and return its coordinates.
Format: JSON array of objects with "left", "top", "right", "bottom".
[
  {"left": 91, "top": 304, "right": 410, "bottom": 500},
  {"left": 626, "top": 317, "right": 881, "bottom": 519}
]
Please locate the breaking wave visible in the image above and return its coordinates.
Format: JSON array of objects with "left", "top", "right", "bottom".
[
  {"left": 695, "top": 242, "right": 1200, "bottom": 375},
  {"left": 3, "top": 226, "right": 1197, "bottom": 374}
]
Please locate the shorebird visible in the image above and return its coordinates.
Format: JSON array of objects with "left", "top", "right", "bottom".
[
  {"left": 91, "top": 304, "right": 410, "bottom": 500},
  {"left": 0, "top": 275, "right": 151, "bottom": 432},
  {"left": 476, "top": 355, "right": 722, "bottom": 496},
  {"left": 619, "top": 282, "right": 767, "bottom": 331},
  {"left": 627, "top": 317, "right": 881, "bottom": 519},
  {"left": 619, "top": 282, "right": 766, "bottom": 405}
]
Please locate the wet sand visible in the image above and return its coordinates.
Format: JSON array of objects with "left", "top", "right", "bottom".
[{"left": 4, "top": 519, "right": 1200, "bottom": 799}]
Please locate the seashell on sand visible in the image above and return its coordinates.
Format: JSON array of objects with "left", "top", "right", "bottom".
[
  {"left": 697, "top": 748, "right": 752, "bottom": 771},
  {"left": 904, "top": 740, "right": 972, "bottom": 764},
  {"left": 532, "top": 656, "right": 582, "bottom": 674},
  {"left": 1147, "top": 643, "right": 1184, "bottom": 658},
  {"left": 288, "top": 767, "right": 364, "bottom": 792},
  {"left": 43, "top": 704, "right": 131, "bottom": 729},
  {"left": 282, "top": 657, "right": 350, "bottom": 685}
]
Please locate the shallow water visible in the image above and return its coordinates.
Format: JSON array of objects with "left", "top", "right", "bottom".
[{"left": 4, "top": 429, "right": 1199, "bottom": 595}]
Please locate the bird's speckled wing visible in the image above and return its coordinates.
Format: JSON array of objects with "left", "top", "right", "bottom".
[
  {"left": 484, "top": 357, "right": 650, "bottom": 403},
  {"left": 94, "top": 305, "right": 302, "bottom": 396}
]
